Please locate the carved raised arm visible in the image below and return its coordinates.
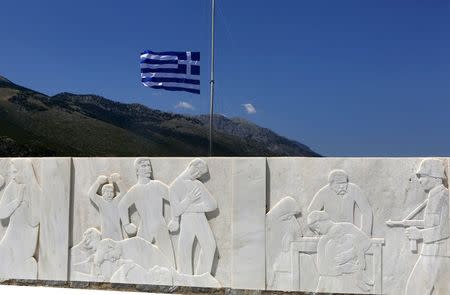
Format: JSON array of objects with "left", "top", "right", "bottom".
[{"left": 88, "top": 175, "right": 108, "bottom": 206}]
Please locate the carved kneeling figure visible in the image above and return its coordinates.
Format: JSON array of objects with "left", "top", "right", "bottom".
[{"left": 308, "top": 211, "right": 373, "bottom": 293}]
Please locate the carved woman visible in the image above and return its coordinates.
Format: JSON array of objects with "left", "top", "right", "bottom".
[
  {"left": 266, "top": 196, "right": 302, "bottom": 289},
  {"left": 0, "top": 159, "right": 41, "bottom": 279}
]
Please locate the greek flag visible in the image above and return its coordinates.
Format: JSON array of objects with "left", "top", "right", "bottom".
[{"left": 140, "top": 50, "right": 200, "bottom": 94}]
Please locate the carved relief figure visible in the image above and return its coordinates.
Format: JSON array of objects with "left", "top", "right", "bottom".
[
  {"left": 92, "top": 237, "right": 173, "bottom": 282},
  {"left": 266, "top": 196, "right": 302, "bottom": 289},
  {"left": 89, "top": 173, "right": 126, "bottom": 241},
  {"left": 71, "top": 158, "right": 221, "bottom": 287},
  {"left": 0, "top": 159, "right": 41, "bottom": 279},
  {"left": 387, "top": 159, "right": 450, "bottom": 295},
  {"left": 308, "top": 169, "right": 373, "bottom": 235},
  {"left": 168, "top": 158, "right": 218, "bottom": 275},
  {"left": 307, "top": 210, "right": 373, "bottom": 293},
  {"left": 71, "top": 228, "right": 102, "bottom": 279},
  {"left": 118, "top": 158, "right": 175, "bottom": 267}
]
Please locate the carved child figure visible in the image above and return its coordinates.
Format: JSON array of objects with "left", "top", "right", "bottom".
[{"left": 89, "top": 173, "right": 126, "bottom": 241}]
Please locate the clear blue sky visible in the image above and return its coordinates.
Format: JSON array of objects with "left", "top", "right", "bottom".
[{"left": 1, "top": 0, "right": 449, "bottom": 156}]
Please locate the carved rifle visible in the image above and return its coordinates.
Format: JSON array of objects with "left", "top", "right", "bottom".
[{"left": 385, "top": 199, "right": 427, "bottom": 252}]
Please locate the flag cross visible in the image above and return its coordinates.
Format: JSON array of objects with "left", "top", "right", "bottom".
[{"left": 178, "top": 51, "right": 199, "bottom": 76}]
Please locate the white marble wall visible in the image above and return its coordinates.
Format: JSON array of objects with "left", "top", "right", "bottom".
[
  {"left": 1, "top": 157, "right": 449, "bottom": 295},
  {"left": 0, "top": 158, "right": 71, "bottom": 281},
  {"left": 267, "top": 157, "right": 449, "bottom": 295}
]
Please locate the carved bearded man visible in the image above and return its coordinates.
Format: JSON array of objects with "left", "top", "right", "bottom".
[{"left": 308, "top": 170, "right": 373, "bottom": 236}]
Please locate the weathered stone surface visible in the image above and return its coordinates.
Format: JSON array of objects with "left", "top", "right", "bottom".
[
  {"left": 0, "top": 158, "right": 70, "bottom": 281},
  {"left": 231, "top": 158, "right": 266, "bottom": 289},
  {"left": 267, "top": 157, "right": 449, "bottom": 295},
  {"left": 2, "top": 157, "right": 450, "bottom": 295},
  {"left": 39, "top": 158, "right": 71, "bottom": 280},
  {"left": 70, "top": 158, "right": 232, "bottom": 288}
]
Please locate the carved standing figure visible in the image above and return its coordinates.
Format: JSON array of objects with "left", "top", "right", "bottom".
[
  {"left": 307, "top": 211, "right": 373, "bottom": 293},
  {"left": 308, "top": 169, "right": 373, "bottom": 236},
  {"left": 168, "top": 158, "right": 218, "bottom": 275},
  {"left": 266, "top": 196, "right": 302, "bottom": 289},
  {"left": 399, "top": 159, "right": 450, "bottom": 295},
  {"left": 118, "top": 158, "right": 175, "bottom": 267},
  {"left": 0, "top": 159, "right": 41, "bottom": 279},
  {"left": 89, "top": 173, "right": 126, "bottom": 241}
]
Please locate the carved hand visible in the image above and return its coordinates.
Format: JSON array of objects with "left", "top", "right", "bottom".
[
  {"left": 124, "top": 223, "right": 138, "bottom": 236},
  {"left": 405, "top": 226, "right": 422, "bottom": 240},
  {"left": 168, "top": 219, "right": 180, "bottom": 232},
  {"left": 97, "top": 175, "right": 109, "bottom": 184},
  {"left": 109, "top": 173, "right": 121, "bottom": 183}
]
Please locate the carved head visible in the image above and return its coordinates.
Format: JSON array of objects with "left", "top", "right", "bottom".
[
  {"left": 416, "top": 159, "right": 445, "bottom": 192},
  {"left": 10, "top": 158, "right": 35, "bottom": 185},
  {"left": 101, "top": 184, "right": 115, "bottom": 201},
  {"left": 328, "top": 170, "right": 349, "bottom": 195},
  {"left": 307, "top": 210, "right": 332, "bottom": 235},
  {"left": 82, "top": 228, "right": 102, "bottom": 251},
  {"left": 187, "top": 158, "right": 208, "bottom": 179},
  {"left": 134, "top": 158, "right": 152, "bottom": 179},
  {"left": 95, "top": 239, "right": 122, "bottom": 265}
]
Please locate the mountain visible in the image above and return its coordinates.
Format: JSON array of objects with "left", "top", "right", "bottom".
[
  {"left": 0, "top": 75, "right": 320, "bottom": 157},
  {"left": 197, "top": 115, "right": 317, "bottom": 156}
]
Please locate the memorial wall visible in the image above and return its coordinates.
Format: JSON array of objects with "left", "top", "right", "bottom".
[{"left": 0, "top": 157, "right": 448, "bottom": 295}]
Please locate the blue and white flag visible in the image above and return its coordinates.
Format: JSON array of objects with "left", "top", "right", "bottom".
[{"left": 140, "top": 50, "right": 200, "bottom": 94}]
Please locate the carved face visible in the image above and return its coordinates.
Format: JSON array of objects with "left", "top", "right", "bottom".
[
  {"left": 330, "top": 180, "right": 348, "bottom": 195},
  {"left": 418, "top": 174, "right": 438, "bottom": 192},
  {"left": 83, "top": 230, "right": 101, "bottom": 250},
  {"left": 137, "top": 160, "right": 152, "bottom": 179},
  {"left": 10, "top": 162, "right": 21, "bottom": 183},
  {"left": 309, "top": 220, "right": 329, "bottom": 235},
  {"left": 102, "top": 185, "right": 114, "bottom": 201},
  {"left": 280, "top": 212, "right": 295, "bottom": 222},
  {"left": 188, "top": 163, "right": 207, "bottom": 179}
]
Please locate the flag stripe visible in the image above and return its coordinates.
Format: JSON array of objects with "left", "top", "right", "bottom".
[
  {"left": 141, "top": 72, "right": 200, "bottom": 80},
  {"left": 141, "top": 65, "right": 187, "bottom": 74},
  {"left": 140, "top": 54, "right": 179, "bottom": 61},
  {"left": 140, "top": 59, "right": 178, "bottom": 65},
  {"left": 141, "top": 77, "right": 200, "bottom": 85},
  {"left": 147, "top": 85, "right": 200, "bottom": 94},
  {"left": 142, "top": 81, "right": 200, "bottom": 90},
  {"left": 140, "top": 50, "right": 200, "bottom": 61},
  {"left": 140, "top": 63, "right": 179, "bottom": 69}
]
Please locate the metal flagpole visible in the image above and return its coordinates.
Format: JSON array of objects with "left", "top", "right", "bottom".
[{"left": 209, "top": 0, "right": 216, "bottom": 156}]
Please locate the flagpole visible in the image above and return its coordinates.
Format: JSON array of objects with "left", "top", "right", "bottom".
[{"left": 209, "top": 0, "right": 216, "bottom": 157}]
